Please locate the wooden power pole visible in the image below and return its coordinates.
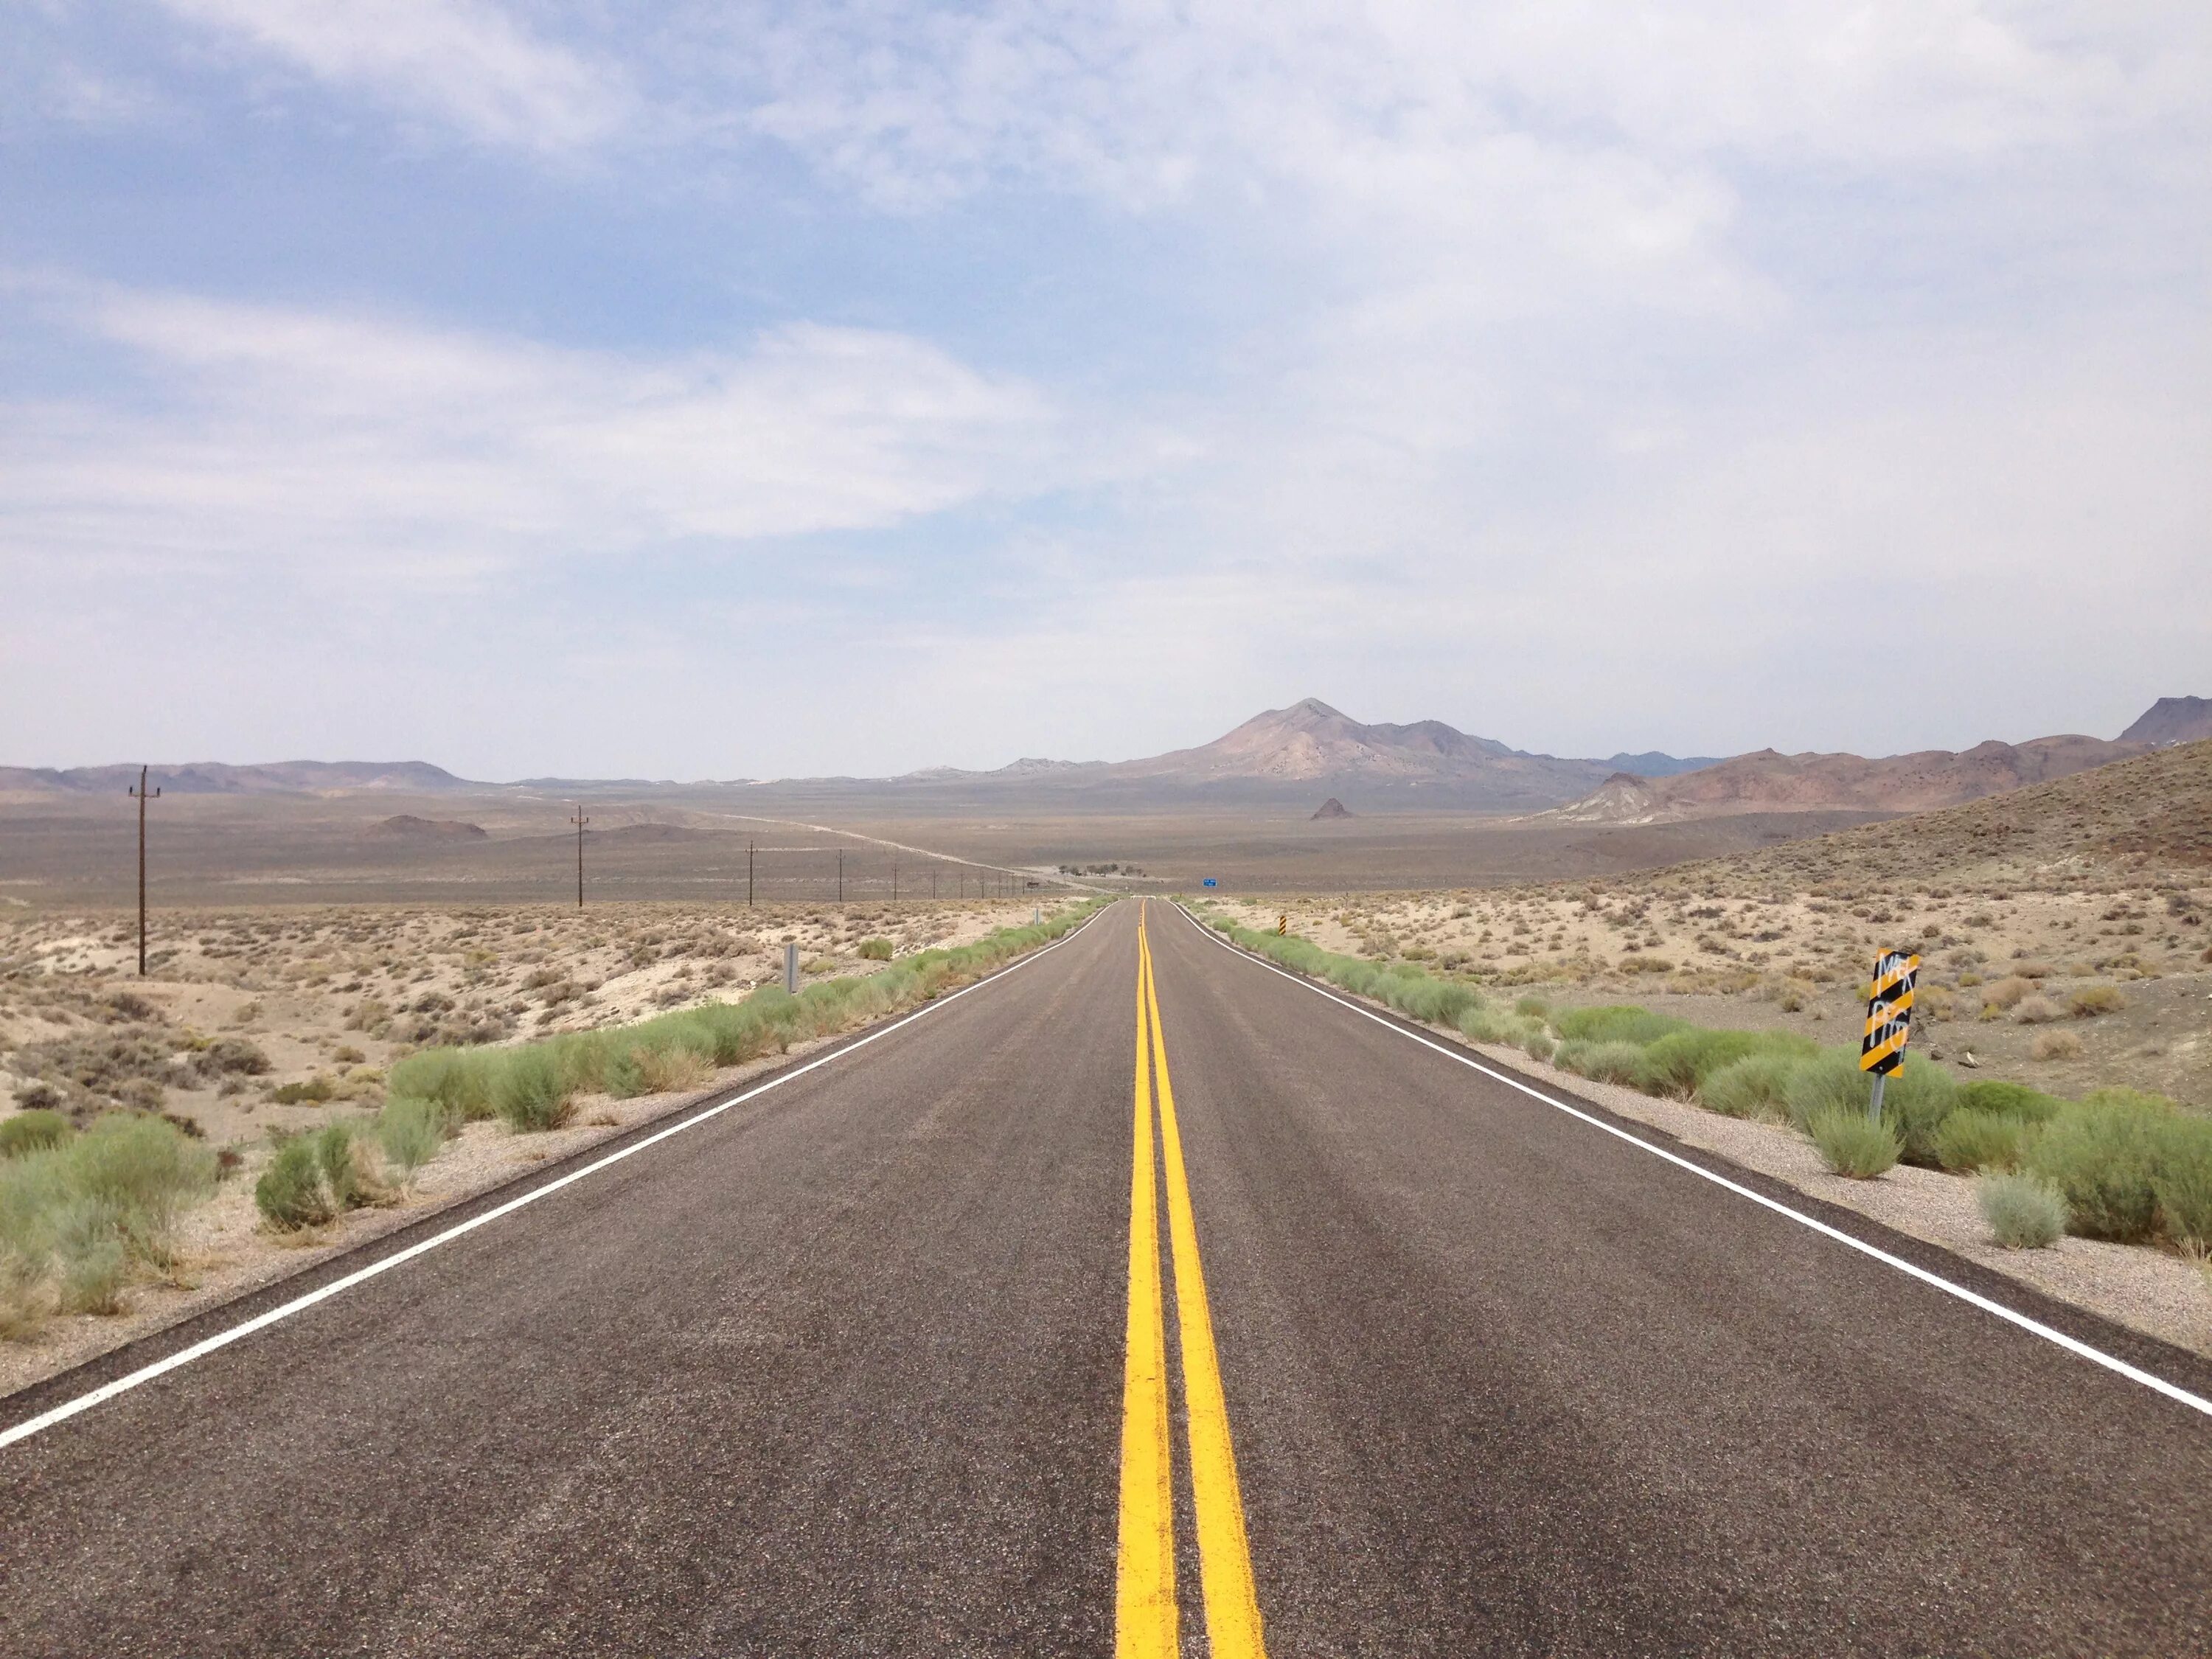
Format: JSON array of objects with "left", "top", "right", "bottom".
[
  {"left": 128, "top": 765, "right": 160, "bottom": 976},
  {"left": 571, "top": 804, "right": 588, "bottom": 908},
  {"left": 748, "top": 838, "right": 755, "bottom": 906}
]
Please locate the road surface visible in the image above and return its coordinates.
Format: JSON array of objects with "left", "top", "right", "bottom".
[{"left": 3, "top": 899, "right": 2208, "bottom": 1655}]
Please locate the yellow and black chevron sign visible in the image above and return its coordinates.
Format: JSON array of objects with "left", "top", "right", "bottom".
[
  {"left": 1276, "top": 914, "right": 1289, "bottom": 936},
  {"left": 1859, "top": 950, "right": 1921, "bottom": 1075}
]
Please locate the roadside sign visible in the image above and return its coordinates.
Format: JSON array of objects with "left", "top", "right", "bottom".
[
  {"left": 1276, "top": 915, "right": 1288, "bottom": 936},
  {"left": 1202, "top": 878, "right": 1218, "bottom": 888},
  {"left": 1859, "top": 950, "right": 1920, "bottom": 1120}
]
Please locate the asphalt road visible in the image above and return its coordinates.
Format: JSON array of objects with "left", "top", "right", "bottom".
[{"left": 4, "top": 899, "right": 2209, "bottom": 1655}]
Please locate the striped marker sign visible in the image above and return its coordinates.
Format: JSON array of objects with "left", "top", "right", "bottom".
[
  {"left": 1277, "top": 915, "right": 1289, "bottom": 937},
  {"left": 1859, "top": 950, "right": 1920, "bottom": 1120}
]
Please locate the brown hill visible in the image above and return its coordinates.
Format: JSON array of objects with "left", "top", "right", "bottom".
[
  {"left": 1100, "top": 698, "right": 1613, "bottom": 808},
  {"left": 0, "top": 760, "right": 475, "bottom": 796},
  {"left": 2121, "top": 696, "right": 2212, "bottom": 747},
  {"left": 1542, "top": 735, "right": 2142, "bottom": 825},
  {"left": 1644, "top": 737, "right": 2212, "bottom": 894},
  {"left": 365, "top": 815, "right": 487, "bottom": 841},
  {"left": 1310, "top": 796, "right": 1353, "bottom": 819}
]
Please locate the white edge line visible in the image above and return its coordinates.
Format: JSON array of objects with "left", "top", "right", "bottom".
[
  {"left": 0, "top": 905, "right": 1115, "bottom": 1453},
  {"left": 1172, "top": 902, "right": 2212, "bottom": 1422}
]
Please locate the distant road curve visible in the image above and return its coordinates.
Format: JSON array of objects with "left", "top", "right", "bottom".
[{"left": 699, "top": 810, "right": 1108, "bottom": 894}]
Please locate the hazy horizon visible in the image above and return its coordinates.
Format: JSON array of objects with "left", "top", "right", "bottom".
[{"left": 6, "top": 4, "right": 2207, "bottom": 779}]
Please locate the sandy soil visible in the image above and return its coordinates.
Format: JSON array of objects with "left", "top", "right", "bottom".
[
  {"left": 0, "top": 898, "right": 1044, "bottom": 1146},
  {"left": 1227, "top": 877, "right": 2212, "bottom": 1110}
]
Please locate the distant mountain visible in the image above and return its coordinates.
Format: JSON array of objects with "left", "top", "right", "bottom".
[
  {"left": 2121, "top": 696, "right": 2212, "bottom": 747},
  {"left": 1601, "top": 751, "right": 1722, "bottom": 778},
  {"left": 1673, "top": 737, "right": 2212, "bottom": 891},
  {"left": 1540, "top": 734, "right": 2143, "bottom": 825},
  {"left": 0, "top": 760, "right": 476, "bottom": 796},
  {"left": 1310, "top": 796, "right": 1353, "bottom": 819}
]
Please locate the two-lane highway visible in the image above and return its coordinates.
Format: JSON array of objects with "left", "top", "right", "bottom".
[{"left": 3, "top": 898, "right": 2209, "bottom": 1655}]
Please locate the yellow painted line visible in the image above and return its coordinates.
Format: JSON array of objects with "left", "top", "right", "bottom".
[
  {"left": 1117, "top": 913, "right": 1178, "bottom": 1657},
  {"left": 1143, "top": 922, "right": 1270, "bottom": 1659}
]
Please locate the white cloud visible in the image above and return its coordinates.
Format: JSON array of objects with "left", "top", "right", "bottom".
[
  {"left": 154, "top": 0, "right": 630, "bottom": 150},
  {"left": 0, "top": 282, "right": 1073, "bottom": 579}
]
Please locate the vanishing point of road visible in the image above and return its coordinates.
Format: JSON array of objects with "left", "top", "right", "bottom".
[{"left": 4, "top": 900, "right": 2209, "bottom": 1655}]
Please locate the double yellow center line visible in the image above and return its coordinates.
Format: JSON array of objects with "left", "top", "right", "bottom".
[{"left": 1118, "top": 905, "right": 1268, "bottom": 1658}]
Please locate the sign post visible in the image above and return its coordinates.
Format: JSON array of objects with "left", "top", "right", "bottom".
[
  {"left": 785, "top": 940, "right": 799, "bottom": 995},
  {"left": 1859, "top": 950, "right": 1921, "bottom": 1122},
  {"left": 1276, "top": 915, "right": 1288, "bottom": 936}
]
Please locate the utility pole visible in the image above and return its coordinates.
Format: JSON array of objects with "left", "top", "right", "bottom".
[
  {"left": 571, "top": 804, "right": 588, "bottom": 908},
  {"left": 748, "top": 838, "right": 755, "bottom": 906},
  {"left": 836, "top": 847, "right": 844, "bottom": 903},
  {"left": 931, "top": 867, "right": 937, "bottom": 900},
  {"left": 128, "top": 765, "right": 160, "bottom": 976},
  {"left": 892, "top": 857, "right": 899, "bottom": 901}
]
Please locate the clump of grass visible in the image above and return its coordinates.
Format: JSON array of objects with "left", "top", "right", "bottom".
[
  {"left": 255, "top": 1138, "right": 332, "bottom": 1230},
  {"left": 1784, "top": 1051, "right": 1956, "bottom": 1164},
  {"left": 1555, "top": 1039, "right": 1649, "bottom": 1085},
  {"left": 0, "top": 1115, "right": 220, "bottom": 1323},
  {"left": 1637, "top": 1029, "right": 1816, "bottom": 1100},
  {"left": 375, "top": 1096, "right": 448, "bottom": 1178},
  {"left": 2012, "top": 995, "right": 2062, "bottom": 1025},
  {"left": 1701, "top": 1053, "right": 1804, "bottom": 1121},
  {"left": 1933, "top": 1108, "right": 2024, "bottom": 1174},
  {"left": 270, "top": 1075, "right": 338, "bottom": 1105},
  {"left": 2022, "top": 1091, "right": 2174, "bottom": 1242},
  {"left": 1554, "top": 1005, "right": 1689, "bottom": 1046},
  {"left": 0, "top": 1110, "right": 73, "bottom": 1160},
  {"left": 857, "top": 937, "right": 894, "bottom": 961},
  {"left": 2067, "top": 985, "right": 2124, "bottom": 1018},
  {"left": 633, "top": 1043, "right": 711, "bottom": 1095},
  {"left": 1980, "top": 975, "right": 2035, "bottom": 1012},
  {"left": 2030, "top": 1029, "right": 2084, "bottom": 1061},
  {"left": 494, "top": 1046, "right": 574, "bottom": 1131},
  {"left": 1808, "top": 1106, "right": 1900, "bottom": 1178},
  {"left": 1978, "top": 1173, "right": 2067, "bottom": 1248},
  {"left": 2151, "top": 1116, "right": 2212, "bottom": 1251},
  {"left": 1955, "top": 1080, "right": 2063, "bottom": 1124}
]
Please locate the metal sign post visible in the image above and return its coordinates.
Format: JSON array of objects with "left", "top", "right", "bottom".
[
  {"left": 785, "top": 941, "right": 799, "bottom": 995},
  {"left": 1860, "top": 950, "right": 1921, "bottom": 1121}
]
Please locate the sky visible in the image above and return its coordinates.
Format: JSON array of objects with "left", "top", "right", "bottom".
[{"left": 4, "top": 1, "right": 2208, "bottom": 780}]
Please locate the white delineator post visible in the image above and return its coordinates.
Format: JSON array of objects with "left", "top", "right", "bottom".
[{"left": 785, "top": 941, "right": 799, "bottom": 995}]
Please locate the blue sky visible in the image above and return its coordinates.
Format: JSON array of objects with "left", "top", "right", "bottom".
[{"left": 4, "top": 1, "right": 2207, "bottom": 779}]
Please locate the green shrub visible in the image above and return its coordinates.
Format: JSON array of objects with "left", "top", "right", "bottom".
[
  {"left": 269, "top": 1075, "right": 337, "bottom": 1105},
  {"left": 67, "top": 1113, "right": 220, "bottom": 1267},
  {"left": 858, "top": 937, "right": 894, "bottom": 961},
  {"left": 1559, "top": 1040, "right": 1649, "bottom": 1085},
  {"left": 1520, "top": 1029, "right": 1557, "bottom": 1064},
  {"left": 1554, "top": 1005, "right": 1689, "bottom": 1046},
  {"left": 1955, "top": 1079, "right": 2062, "bottom": 1124},
  {"left": 2023, "top": 1093, "right": 2174, "bottom": 1242},
  {"left": 1637, "top": 1029, "right": 1817, "bottom": 1099},
  {"left": 375, "top": 1096, "right": 448, "bottom": 1177},
  {"left": 1784, "top": 1051, "right": 1956, "bottom": 1164},
  {"left": 1808, "top": 1106, "right": 1900, "bottom": 1178},
  {"left": 314, "top": 1124, "right": 367, "bottom": 1210},
  {"left": 1513, "top": 995, "right": 1552, "bottom": 1020},
  {"left": 1978, "top": 1173, "right": 2067, "bottom": 1248},
  {"left": 2152, "top": 1116, "right": 2212, "bottom": 1250},
  {"left": 386, "top": 1048, "right": 498, "bottom": 1121},
  {"left": 52, "top": 1196, "right": 128, "bottom": 1313},
  {"left": 1458, "top": 1005, "right": 1514, "bottom": 1045},
  {"left": 1700, "top": 1053, "right": 1803, "bottom": 1120},
  {"left": 255, "top": 1138, "right": 332, "bottom": 1230},
  {"left": 0, "top": 1110, "right": 72, "bottom": 1160},
  {"left": 494, "top": 1045, "right": 573, "bottom": 1132},
  {"left": 1932, "top": 1108, "right": 2025, "bottom": 1174}
]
